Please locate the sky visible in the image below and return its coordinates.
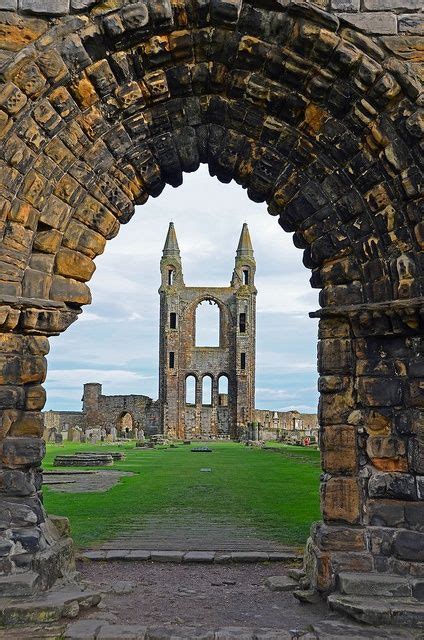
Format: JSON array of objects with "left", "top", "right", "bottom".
[{"left": 45, "top": 165, "right": 320, "bottom": 414}]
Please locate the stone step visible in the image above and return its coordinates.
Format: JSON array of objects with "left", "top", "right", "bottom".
[
  {"left": 328, "top": 593, "right": 424, "bottom": 628},
  {"left": 338, "top": 572, "right": 424, "bottom": 598},
  {"left": 0, "top": 572, "right": 39, "bottom": 597},
  {"left": 80, "top": 549, "right": 302, "bottom": 564},
  {"left": 0, "top": 584, "right": 101, "bottom": 626}
]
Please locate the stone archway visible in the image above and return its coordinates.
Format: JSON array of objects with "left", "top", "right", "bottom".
[
  {"left": 0, "top": 0, "right": 422, "bottom": 625},
  {"left": 117, "top": 410, "right": 135, "bottom": 437}
]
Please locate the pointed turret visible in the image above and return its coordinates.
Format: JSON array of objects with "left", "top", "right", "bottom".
[
  {"left": 231, "top": 223, "right": 256, "bottom": 289},
  {"left": 160, "top": 222, "right": 184, "bottom": 289},
  {"left": 162, "top": 222, "right": 180, "bottom": 257},
  {"left": 236, "top": 223, "right": 254, "bottom": 258}
]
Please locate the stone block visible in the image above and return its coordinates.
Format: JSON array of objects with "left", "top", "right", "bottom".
[
  {"left": 70, "top": 0, "right": 99, "bottom": 9},
  {"left": 0, "top": 385, "right": 25, "bottom": 410},
  {"left": 314, "top": 523, "right": 366, "bottom": 551},
  {"left": 364, "top": 0, "right": 422, "bottom": 7},
  {"left": 97, "top": 624, "right": 148, "bottom": 640},
  {"left": 105, "top": 550, "right": 129, "bottom": 560},
  {"left": 364, "top": 410, "right": 392, "bottom": 436},
  {"left": 0, "top": 571, "right": 39, "bottom": 597},
  {"left": 338, "top": 571, "right": 412, "bottom": 597},
  {"left": 357, "top": 377, "right": 403, "bottom": 407},
  {"left": 322, "top": 425, "right": 357, "bottom": 473},
  {"left": 0, "top": 82, "right": 27, "bottom": 115},
  {"left": 408, "top": 437, "right": 424, "bottom": 473},
  {"left": 55, "top": 248, "right": 96, "bottom": 282},
  {"left": 398, "top": 13, "right": 424, "bottom": 34},
  {"left": 367, "top": 435, "right": 408, "bottom": 472},
  {"left": 318, "top": 338, "right": 353, "bottom": 374},
  {"left": 50, "top": 275, "right": 91, "bottom": 305},
  {"left": 367, "top": 499, "right": 405, "bottom": 528},
  {"left": 368, "top": 472, "right": 417, "bottom": 500},
  {"left": 13, "top": 62, "right": 46, "bottom": 99},
  {"left": 9, "top": 411, "right": 44, "bottom": 437},
  {"left": 337, "top": 12, "right": 397, "bottom": 34},
  {"left": 231, "top": 552, "right": 269, "bottom": 562},
  {"left": 183, "top": 551, "right": 215, "bottom": 563},
  {"left": 322, "top": 477, "right": 361, "bottom": 524},
  {"left": 319, "top": 386, "right": 355, "bottom": 425},
  {"left": 0, "top": 0, "right": 17, "bottom": 8},
  {"left": 405, "top": 503, "right": 424, "bottom": 532},
  {"left": 121, "top": 3, "right": 149, "bottom": 31},
  {"left": 0, "top": 468, "right": 37, "bottom": 496},
  {"left": 410, "top": 380, "right": 424, "bottom": 408},
  {"left": 49, "top": 515, "right": 70, "bottom": 537},
  {"left": 64, "top": 619, "right": 103, "bottom": 640},
  {"left": 2, "top": 436, "right": 45, "bottom": 467},
  {"left": 331, "top": 551, "right": 374, "bottom": 574},
  {"left": 150, "top": 551, "right": 184, "bottom": 562},
  {"left": 210, "top": 0, "right": 242, "bottom": 25},
  {"left": 86, "top": 60, "right": 118, "bottom": 98},
  {"left": 331, "top": 0, "right": 359, "bottom": 10},
  {"left": 128, "top": 550, "right": 151, "bottom": 560},
  {"left": 394, "top": 530, "right": 424, "bottom": 561},
  {"left": 63, "top": 220, "right": 106, "bottom": 259},
  {"left": 265, "top": 575, "right": 297, "bottom": 591},
  {"left": 25, "top": 385, "right": 46, "bottom": 411},
  {"left": 19, "top": 0, "right": 70, "bottom": 14}
]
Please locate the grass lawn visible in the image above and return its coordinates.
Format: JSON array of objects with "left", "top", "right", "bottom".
[{"left": 42, "top": 441, "right": 321, "bottom": 549}]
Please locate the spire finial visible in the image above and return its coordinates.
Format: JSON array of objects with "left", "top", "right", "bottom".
[
  {"left": 236, "top": 223, "right": 254, "bottom": 258},
  {"left": 162, "top": 221, "right": 180, "bottom": 257}
]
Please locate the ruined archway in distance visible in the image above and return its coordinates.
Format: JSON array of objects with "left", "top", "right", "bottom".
[
  {"left": 0, "top": 0, "right": 422, "bottom": 625},
  {"left": 117, "top": 410, "right": 135, "bottom": 436}
]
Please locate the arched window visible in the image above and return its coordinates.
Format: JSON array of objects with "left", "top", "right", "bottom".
[
  {"left": 185, "top": 375, "right": 196, "bottom": 405},
  {"left": 195, "top": 299, "right": 220, "bottom": 347},
  {"left": 218, "top": 375, "right": 228, "bottom": 395},
  {"left": 168, "top": 268, "right": 175, "bottom": 286},
  {"left": 218, "top": 375, "right": 229, "bottom": 407},
  {"left": 202, "top": 376, "right": 213, "bottom": 405},
  {"left": 243, "top": 269, "right": 249, "bottom": 285}
]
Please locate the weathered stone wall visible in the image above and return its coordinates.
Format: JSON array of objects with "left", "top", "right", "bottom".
[
  {"left": 43, "top": 382, "right": 161, "bottom": 436},
  {"left": 0, "top": 0, "right": 421, "bottom": 618},
  {"left": 159, "top": 223, "right": 257, "bottom": 438},
  {"left": 254, "top": 409, "right": 319, "bottom": 432}
]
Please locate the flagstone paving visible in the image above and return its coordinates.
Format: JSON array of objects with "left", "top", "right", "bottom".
[{"left": 97, "top": 514, "right": 300, "bottom": 554}]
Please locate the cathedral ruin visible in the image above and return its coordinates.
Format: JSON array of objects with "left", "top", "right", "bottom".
[
  {"left": 159, "top": 221, "right": 256, "bottom": 439},
  {"left": 44, "top": 223, "right": 317, "bottom": 442}
]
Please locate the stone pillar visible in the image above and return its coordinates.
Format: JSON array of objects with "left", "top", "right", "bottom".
[
  {"left": 306, "top": 303, "right": 424, "bottom": 596},
  {"left": 0, "top": 314, "right": 76, "bottom": 595},
  {"left": 0, "top": 296, "right": 78, "bottom": 596}
]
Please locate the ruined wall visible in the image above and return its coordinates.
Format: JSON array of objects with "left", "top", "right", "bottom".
[
  {"left": 0, "top": 0, "right": 422, "bottom": 617},
  {"left": 159, "top": 223, "right": 257, "bottom": 439},
  {"left": 43, "top": 383, "right": 161, "bottom": 436},
  {"left": 254, "top": 409, "right": 319, "bottom": 440}
]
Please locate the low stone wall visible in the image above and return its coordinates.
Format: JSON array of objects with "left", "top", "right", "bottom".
[{"left": 53, "top": 453, "right": 114, "bottom": 466}]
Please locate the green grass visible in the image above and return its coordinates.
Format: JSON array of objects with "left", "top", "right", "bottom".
[{"left": 43, "top": 441, "right": 321, "bottom": 549}]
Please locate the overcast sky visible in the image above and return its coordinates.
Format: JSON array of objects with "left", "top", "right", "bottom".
[{"left": 45, "top": 166, "right": 320, "bottom": 414}]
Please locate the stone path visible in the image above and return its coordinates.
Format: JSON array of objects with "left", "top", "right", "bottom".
[
  {"left": 65, "top": 562, "right": 418, "bottom": 639},
  {"left": 97, "top": 513, "right": 298, "bottom": 553},
  {"left": 43, "top": 471, "right": 133, "bottom": 493}
]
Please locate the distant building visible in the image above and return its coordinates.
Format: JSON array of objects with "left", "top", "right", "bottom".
[{"left": 43, "top": 224, "right": 317, "bottom": 442}]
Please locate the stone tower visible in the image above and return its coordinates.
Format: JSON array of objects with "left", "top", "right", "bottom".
[{"left": 159, "top": 223, "right": 257, "bottom": 439}]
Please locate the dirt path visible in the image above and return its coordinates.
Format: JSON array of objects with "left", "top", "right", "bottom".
[{"left": 79, "top": 560, "right": 336, "bottom": 630}]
